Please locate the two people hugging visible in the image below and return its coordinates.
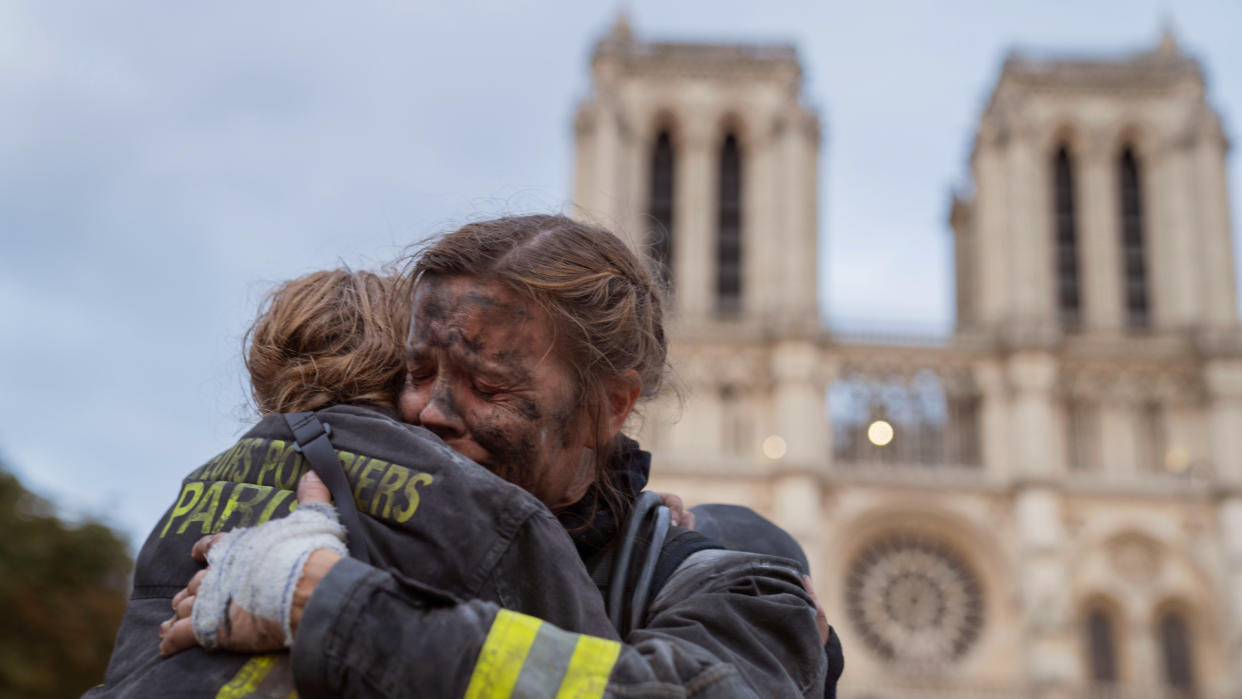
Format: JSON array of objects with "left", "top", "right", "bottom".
[{"left": 90, "top": 215, "right": 843, "bottom": 698}]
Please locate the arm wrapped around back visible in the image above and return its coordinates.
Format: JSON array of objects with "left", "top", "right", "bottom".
[{"left": 293, "top": 549, "right": 826, "bottom": 698}]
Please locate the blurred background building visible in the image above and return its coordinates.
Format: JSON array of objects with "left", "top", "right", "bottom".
[{"left": 575, "top": 17, "right": 1242, "bottom": 699}]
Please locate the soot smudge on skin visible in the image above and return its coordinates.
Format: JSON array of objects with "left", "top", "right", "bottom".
[
  {"left": 515, "top": 398, "right": 541, "bottom": 421},
  {"left": 430, "top": 381, "right": 461, "bottom": 422},
  {"left": 472, "top": 418, "right": 540, "bottom": 491},
  {"left": 418, "top": 299, "right": 446, "bottom": 322},
  {"left": 550, "top": 405, "right": 577, "bottom": 448},
  {"left": 462, "top": 292, "right": 498, "bottom": 309}
]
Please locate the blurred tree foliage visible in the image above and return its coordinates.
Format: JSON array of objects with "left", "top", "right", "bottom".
[{"left": 0, "top": 463, "right": 132, "bottom": 699}]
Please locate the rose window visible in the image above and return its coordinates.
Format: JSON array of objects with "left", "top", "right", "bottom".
[{"left": 845, "top": 533, "right": 984, "bottom": 663}]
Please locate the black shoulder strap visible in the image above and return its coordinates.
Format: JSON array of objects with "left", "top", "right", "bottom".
[
  {"left": 283, "top": 412, "right": 372, "bottom": 565},
  {"left": 609, "top": 492, "right": 724, "bottom": 636},
  {"left": 649, "top": 528, "right": 721, "bottom": 596}
]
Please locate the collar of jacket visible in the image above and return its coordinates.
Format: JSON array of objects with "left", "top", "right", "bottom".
[{"left": 557, "top": 435, "right": 650, "bottom": 559}]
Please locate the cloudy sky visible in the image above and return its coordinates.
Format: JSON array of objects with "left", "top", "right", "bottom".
[{"left": 2, "top": 1, "right": 1239, "bottom": 548}]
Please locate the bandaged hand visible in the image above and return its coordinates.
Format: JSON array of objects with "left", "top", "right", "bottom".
[{"left": 159, "top": 471, "right": 347, "bottom": 657}]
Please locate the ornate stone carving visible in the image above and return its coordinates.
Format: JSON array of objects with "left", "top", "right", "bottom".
[
  {"left": 845, "top": 533, "right": 985, "bottom": 665},
  {"left": 1107, "top": 533, "right": 1160, "bottom": 583},
  {"left": 1058, "top": 360, "right": 1203, "bottom": 405}
]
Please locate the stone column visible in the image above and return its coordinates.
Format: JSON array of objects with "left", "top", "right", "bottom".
[
  {"left": 779, "top": 108, "right": 819, "bottom": 327},
  {"left": 818, "top": 354, "right": 838, "bottom": 470},
  {"left": 1008, "top": 124, "right": 1055, "bottom": 330},
  {"left": 670, "top": 371, "right": 723, "bottom": 462},
  {"left": 1206, "top": 359, "right": 1242, "bottom": 687},
  {"left": 975, "top": 360, "right": 1010, "bottom": 478},
  {"left": 747, "top": 109, "right": 778, "bottom": 319},
  {"left": 1008, "top": 351, "right": 1063, "bottom": 477},
  {"left": 618, "top": 113, "right": 645, "bottom": 254},
  {"left": 769, "top": 339, "right": 823, "bottom": 582},
  {"left": 772, "top": 340, "right": 828, "bottom": 468},
  {"left": 591, "top": 103, "right": 624, "bottom": 232},
  {"left": 1126, "top": 611, "right": 1163, "bottom": 687},
  {"left": 1097, "top": 401, "right": 1138, "bottom": 477},
  {"left": 972, "top": 129, "right": 1011, "bottom": 328},
  {"left": 676, "top": 121, "right": 714, "bottom": 319},
  {"left": 1007, "top": 130, "right": 1040, "bottom": 325},
  {"left": 572, "top": 104, "right": 599, "bottom": 216},
  {"left": 1014, "top": 487, "right": 1077, "bottom": 691},
  {"left": 1206, "top": 359, "right": 1242, "bottom": 485},
  {"left": 1161, "top": 136, "right": 1201, "bottom": 327},
  {"left": 1008, "top": 350, "right": 1075, "bottom": 693},
  {"left": 1217, "top": 498, "right": 1242, "bottom": 690},
  {"left": 1079, "top": 132, "right": 1123, "bottom": 331},
  {"left": 1193, "top": 118, "right": 1239, "bottom": 329}
]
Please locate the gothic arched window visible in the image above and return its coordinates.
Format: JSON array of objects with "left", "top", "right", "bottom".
[
  {"left": 649, "top": 129, "right": 675, "bottom": 286},
  {"left": 1053, "top": 145, "right": 1082, "bottom": 329},
  {"left": 1159, "top": 611, "right": 1195, "bottom": 694},
  {"left": 1085, "top": 607, "right": 1118, "bottom": 684},
  {"left": 1119, "top": 146, "right": 1150, "bottom": 328},
  {"left": 717, "top": 132, "right": 743, "bottom": 314}
]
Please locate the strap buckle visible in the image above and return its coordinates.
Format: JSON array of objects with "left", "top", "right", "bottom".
[{"left": 292, "top": 422, "right": 332, "bottom": 453}]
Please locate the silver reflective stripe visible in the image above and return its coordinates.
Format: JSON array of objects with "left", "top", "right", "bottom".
[{"left": 510, "top": 620, "right": 578, "bottom": 696}]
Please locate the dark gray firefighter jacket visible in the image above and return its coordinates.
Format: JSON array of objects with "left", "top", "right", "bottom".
[
  {"left": 90, "top": 405, "right": 827, "bottom": 697},
  {"left": 88, "top": 404, "right": 615, "bottom": 698}
]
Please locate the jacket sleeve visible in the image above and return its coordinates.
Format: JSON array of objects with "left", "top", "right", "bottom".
[
  {"left": 291, "top": 551, "right": 826, "bottom": 698},
  {"left": 488, "top": 509, "right": 620, "bottom": 640}
]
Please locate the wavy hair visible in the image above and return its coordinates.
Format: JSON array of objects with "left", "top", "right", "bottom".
[
  {"left": 404, "top": 215, "right": 672, "bottom": 521},
  {"left": 245, "top": 269, "right": 408, "bottom": 415}
]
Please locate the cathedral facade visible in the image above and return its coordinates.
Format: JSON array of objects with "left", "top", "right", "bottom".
[{"left": 573, "top": 19, "right": 1242, "bottom": 699}]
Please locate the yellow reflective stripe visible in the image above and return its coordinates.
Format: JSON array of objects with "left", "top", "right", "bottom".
[
  {"left": 555, "top": 634, "right": 621, "bottom": 699},
  {"left": 215, "top": 654, "right": 298, "bottom": 699},
  {"left": 464, "top": 609, "right": 543, "bottom": 699},
  {"left": 465, "top": 609, "right": 620, "bottom": 699}
]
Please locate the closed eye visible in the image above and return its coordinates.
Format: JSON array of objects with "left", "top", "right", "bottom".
[
  {"left": 471, "top": 381, "right": 503, "bottom": 398},
  {"left": 406, "top": 368, "right": 435, "bottom": 385}
]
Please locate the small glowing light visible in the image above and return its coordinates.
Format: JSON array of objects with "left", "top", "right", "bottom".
[
  {"left": 762, "top": 435, "right": 788, "bottom": 460},
  {"left": 867, "top": 420, "right": 894, "bottom": 446},
  {"left": 1164, "top": 447, "right": 1191, "bottom": 474}
]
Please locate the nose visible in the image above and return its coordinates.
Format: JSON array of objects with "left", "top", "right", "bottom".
[{"left": 417, "top": 381, "right": 467, "bottom": 440}]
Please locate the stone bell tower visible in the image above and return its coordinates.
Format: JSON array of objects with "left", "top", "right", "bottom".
[
  {"left": 950, "top": 30, "right": 1237, "bottom": 342},
  {"left": 950, "top": 32, "right": 1242, "bottom": 694},
  {"left": 571, "top": 18, "right": 828, "bottom": 583},
  {"left": 572, "top": 15, "right": 821, "bottom": 330}
]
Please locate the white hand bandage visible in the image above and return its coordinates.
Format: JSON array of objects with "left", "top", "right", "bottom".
[{"left": 191, "top": 502, "right": 348, "bottom": 649}]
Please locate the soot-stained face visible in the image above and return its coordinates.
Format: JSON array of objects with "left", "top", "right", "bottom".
[{"left": 400, "top": 275, "right": 591, "bottom": 510}]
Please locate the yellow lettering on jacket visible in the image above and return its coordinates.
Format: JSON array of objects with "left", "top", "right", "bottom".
[
  {"left": 258, "top": 440, "right": 302, "bottom": 487},
  {"left": 274, "top": 451, "right": 305, "bottom": 491},
  {"left": 257, "top": 440, "right": 284, "bottom": 485},
  {"left": 159, "top": 444, "right": 437, "bottom": 539},
  {"left": 233, "top": 442, "right": 254, "bottom": 482},
  {"left": 257, "top": 488, "right": 295, "bottom": 525},
  {"left": 393, "top": 473, "right": 434, "bottom": 523},
  {"left": 159, "top": 482, "right": 205, "bottom": 537},
  {"left": 371, "top": 466, "right": 409, "bottom": 519},
  {"left": 178, "top": 481, "right": 225, "bottom": 535},
  {"left": 217, "top": 483, "right": 271, "bottom": 529},
  {"left": 353, "top": 459, "right": 382, "bottom": 506},
  {"left": 338, "top": 451, "right": 357, "bottom": 479}
]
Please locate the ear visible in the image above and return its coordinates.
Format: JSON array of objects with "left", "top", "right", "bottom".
[{"left": 590, "top": 369, "right": 642, "bottom": 447}]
